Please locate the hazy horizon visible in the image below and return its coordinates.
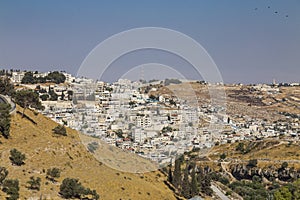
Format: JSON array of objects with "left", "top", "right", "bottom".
[{"left": 1, "top": 0, "right": 299, "bottom": 84}]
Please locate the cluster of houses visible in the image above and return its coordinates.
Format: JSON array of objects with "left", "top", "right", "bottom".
[{"left": 5, "top": 70, "right": 299, "bottom": 164}]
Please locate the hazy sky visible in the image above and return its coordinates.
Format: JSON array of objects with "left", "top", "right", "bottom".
[{"left": 0, "top": 0, "right": 299, "bottom": 83}]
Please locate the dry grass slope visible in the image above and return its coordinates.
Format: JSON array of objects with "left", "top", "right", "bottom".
[
  {"left": 0, "top": 106, "right": 178, "bottom": 200},
  {"left": 209, "top": 139, "right": 300, "bottom": 168}
]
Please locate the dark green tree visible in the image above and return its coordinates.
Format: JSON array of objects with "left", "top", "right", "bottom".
[
  {"left": 59, "top": 178, "right": 85, "bottom": 198},
  {"left": 197, "top": 170, "right": 213, "bottom": 196},
  {"left": 9, "top": 148, "right": 26, "bottom": 166},
  {"left": 52, "top": 125, "right": 67, "bottom": 136},
  {"left": 27, "top": 176, "right": 41, "bottom": 191},
  {"left": 273, "top": 186, "right": 292, "bottom": 200},
  {"left": 59, "top": 178, "right": 99, "bottom": 199},
  {"left": 227, "top": 117, "right": 230, "bottom": 123},
  {"left": 0, "top": 166, "right": 9, "bottom": 184},
  {"left": 281, "top": 161, "right": 288, "bottom": 170},
  {"left": 46, "top": 168, "right": 61, "bottom": 182},
  {"left": 2, "top": 179, "right": 19, "bottom": 200},
  {"left": 161, "top": 126, "right": 173, "bottom": 133},
  {"left": 168, "top": 164, "right": 173, "bottom": 183},
  {"left": 48, "top": 89, "right": 58, "bottom": 101},
  {"left": 0, "top": 103, "right": 11, "bottom": 138},
  {"left": 114, "top": 129, "right": 124, "bottom": 138},
  {"left": 36, "top": 76, "right": 46, "bottom": 83},
  {"left": 172, "top": 157, "right": 182, "bottom": 189},
  {"left": 129, "top": 101, "right": 136, "bottom": 108},
  {"left": 67, "top": 90, "right": 73, "bottom": 101},
  {"left": 164, "top": 78, "right": 182, "bottom": 86},
  {"left": 14, "top": 89, "right": 43, "bottom": 117},
  {"left": 21, "top": 71, "right": 36, "bottom": 84},
  {"left": 0, "top": 77, "right": 15, "bottom": 96},
  {"left": 40, "top": 94, "right": 49, "bottom": 101},
  {"left": 190, "top": 165, "right": 198, "bottom": 196},
  {"left": 247, "top": 159, "right": 258, "bottom": 168},
  {"left": 61, "top": 91, "right": 65, "bottom": 100},
  {"left": 149, "top": 94, "right": 158, "bottom": 101},
  {"left": 236, "top": 142, "right": 245, "bottom": 153},
  {"left": 220, "top": 153, "right": 226, "bottom": 160},
  {"left": 46, "top": 71, "right": 66, "bottom": 84},
  {"left": 181, "top": 164, "right": 191, "bottom": 198}
]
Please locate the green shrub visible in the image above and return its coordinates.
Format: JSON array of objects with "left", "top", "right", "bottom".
[
  {"left": 27, "top": 176, "right": 41, "bottom": 191},
  {"left": 52, "top": 125, "right": 67, "bottom": 136},
  {"left": 46, "top": 168, "right": 61, "bottom": 182},
  {"left": 2, "top": 179, "right": 19, "bottom": 200},
  {"left": 9, "top": 149, "right": 26, "bottom": 166},
  {"left": 59, "top": 178, "right": 99, "bottom": 199}
]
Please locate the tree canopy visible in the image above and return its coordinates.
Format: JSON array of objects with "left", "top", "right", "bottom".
[
  {"left": 59, "top": 178, "right": 99, "bottom": 199},
  {"left": 9, "top": 149, "right": 26, "bottom": 166},
  {"left": 46, "top": 71, "right": 66, "bottom": 84},
  {"left": 0, "top": 103, "right": 11, "bottom": 138},
  {"left": 13, "top": 89, "right": 43, "bottom": 116},
  {"left": 0, "top": 77, "right": 15, "bottom": 96},
  {"left": 21, "top": 71, "right": 66, "bottom": 84},
  {"left": 46, "top": 168, "right": 61, "bottom": 182},
  {"left": 2, "top": 179, "right": 20, "bottom": 200},
  {"left": 52, "top": 125, "right": 67, "bottom": 136}
]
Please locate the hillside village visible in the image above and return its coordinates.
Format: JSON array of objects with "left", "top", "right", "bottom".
[
  {"left": 3, "top": 70, "right": 300, "bottom": 167},
  {"left": 1, "top": 69, "right": 300, "bottom": 199}
]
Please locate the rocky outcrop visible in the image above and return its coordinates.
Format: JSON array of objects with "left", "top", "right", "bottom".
[{"left": 230, "top": 164, "right": 300, "bottom": 182}]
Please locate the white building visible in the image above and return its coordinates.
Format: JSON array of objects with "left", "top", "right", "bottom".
[
  {"left": 133, "top": 128, "right": 146, "bottom": 143},
  {"left": 11, "top": 72, "right": 25, "bottom": 83}
]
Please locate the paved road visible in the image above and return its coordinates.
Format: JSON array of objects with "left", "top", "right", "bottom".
[{"left": 211, "top": 184, "right": 230, "bottom": 200}]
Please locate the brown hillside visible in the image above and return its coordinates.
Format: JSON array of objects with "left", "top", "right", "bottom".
[
  {"left": 208, "top": 139, "right": 300, "bottom": 169},
  {"left": 0, "top": 106, "right": 178, "bottom": 200}
]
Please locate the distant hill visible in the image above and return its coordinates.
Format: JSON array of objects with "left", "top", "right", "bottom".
[
  {"left": 0, "top": 106, "right": 178, "bottom": 200},
  {"left": 151, "top": 82, "right": 300, "bottom": 120}
]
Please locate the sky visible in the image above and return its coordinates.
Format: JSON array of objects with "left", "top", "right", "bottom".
[{"left": 0, "top": 0, "right": 299, "bottom": 83}]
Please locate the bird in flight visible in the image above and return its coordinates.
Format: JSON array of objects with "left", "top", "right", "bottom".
[{"left": 253, "top": 6, "right": 289, "bottom": 19}]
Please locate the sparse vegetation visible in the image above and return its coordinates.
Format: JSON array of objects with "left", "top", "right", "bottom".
[
  {"left": 0, "top": 103, "right": 11, "bottom": 138},
  {"left": 247, "top": 159, "right": 258, "bottom": 168},
  {"left": 0, "top": 77, "right": 15, "bottom": 96},
  {"left": 21, "top": 71, "right": 66, "bottom": 84},
  {"left": 46, "top": 168, "right": 61, "bottom": 182},
  {"left": 46, "top": 71, "right": 66, "bottom": 84},
  {"left": 281, "top": 161, "right": 288, "bottom": 169},
  {"left": 52, "top": 125, "right": 67, "bottom": 136},
  {"left": 13, "top": 89, "right": 43, "bottom": 117},
  {"left": 161, "top": 126, "right": 173, "bottom": 133},
  {"left": 59, "top": 178, "right": 99, "bottom": 199},
  {"left": 229, "top": 179, "right": 268, "bottom": 199},
  {"left": 2, "top": 179, "right": 20, "bottom": 200},
  {"left": 236, "top": 142, "right": 245, "bottom": 153},
  {"left": 220, "top": 153, "right": 226, "bottom": 160},
  {"left": 164, "top": 79, "right": 182, "bottom": 86},
  {"left": 114, "top": 129, "right": 124, "bottom": 138},
  {"left": 0, "top": 105, "right": 191, "bottom": 199},
  {"left": 0, "top": 166, "right": 8, "bottom": 184},
  {"left": 27, "top": 176, "right": 41, "bottom": 191},
  {"left": 9, "top": 148, "right": 26, "bottom": 166}
]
